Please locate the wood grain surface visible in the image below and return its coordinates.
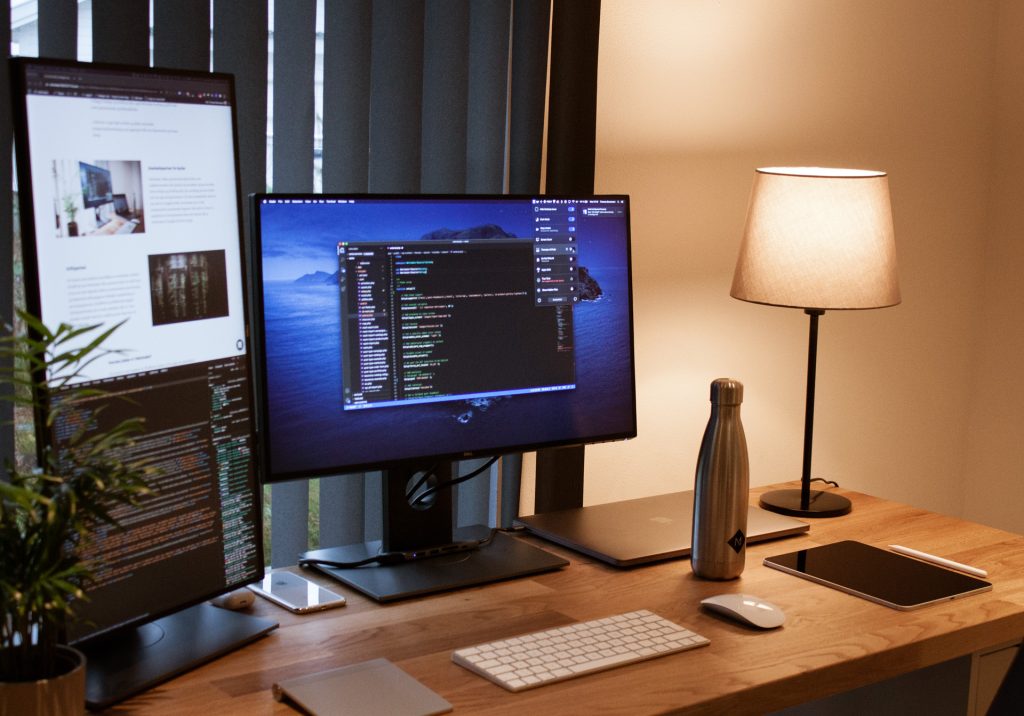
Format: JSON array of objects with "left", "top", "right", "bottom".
[{"left": 112, "top": 485, "right": 1024, "bottom": 715}]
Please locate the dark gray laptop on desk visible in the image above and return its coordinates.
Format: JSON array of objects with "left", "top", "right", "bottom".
[{"left": 515, "top": 491, "right": 808, "bottom": 567}]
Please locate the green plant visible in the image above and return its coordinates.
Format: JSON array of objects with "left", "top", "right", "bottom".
[
  {"left": 0, "top": 312, "right": 151, "bottom": 682},
  {"left": 61, "top": 195, "right": 78, "bottom": 223}
]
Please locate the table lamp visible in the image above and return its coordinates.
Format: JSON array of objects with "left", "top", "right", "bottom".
[{"left": 731, "top": 167, "right": 900, "bottom": 517}]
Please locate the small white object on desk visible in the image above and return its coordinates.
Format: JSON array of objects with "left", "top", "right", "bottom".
[
  {"left": 274, "top": 658, "right": 451, "bottom": 716},
  {"left": 700, "top": 593, "right": 786, "bottom": 629},
  {"left": 209, "top": 588, "right": 255, "bottom": 610},
  {"left": 888, "top": 545, "right": 988, "bottom": 578}
]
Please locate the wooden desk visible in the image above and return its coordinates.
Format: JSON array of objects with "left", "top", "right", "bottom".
[{"left": 120, "top": 486, "right": 1024, "bottom": 714}]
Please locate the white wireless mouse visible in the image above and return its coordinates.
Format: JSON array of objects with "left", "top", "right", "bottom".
[
  {"left": 700, "top": 593, "right": 785, "bottom": 629},
  {"left": 209, "top": 588, "right": 256, "bottom": 611}
]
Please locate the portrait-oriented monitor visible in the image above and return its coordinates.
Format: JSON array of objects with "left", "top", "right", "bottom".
[
  {"left": 250, "top": 194, "right": 636, "bottom": 599},
  {"left": 10, "top": 57, "right": 274, "bottom": 708}
]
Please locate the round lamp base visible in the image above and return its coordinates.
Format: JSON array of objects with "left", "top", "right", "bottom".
[{"left": 759, "top": 488, "right": 852, "bottom": 518}]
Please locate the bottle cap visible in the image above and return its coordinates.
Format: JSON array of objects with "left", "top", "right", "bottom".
[{"left": 710, "top": 378, "right": 743, "bottom": 405}]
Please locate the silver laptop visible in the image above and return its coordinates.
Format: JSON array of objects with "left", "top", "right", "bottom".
[{"left": 515, "top": 491, "right": 808, "bottom": 567}]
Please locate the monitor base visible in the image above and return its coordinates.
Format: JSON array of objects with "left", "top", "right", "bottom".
[
  {"left": 79, "top": 602, "right": 278, "bottom": 710},
  {"left": 302, "top": 527, "right": 568, "bottom": 602}
]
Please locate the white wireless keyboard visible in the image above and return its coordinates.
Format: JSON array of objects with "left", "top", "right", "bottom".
[{"left": 451, "top": 609, "right": 709, "bottom": 692}]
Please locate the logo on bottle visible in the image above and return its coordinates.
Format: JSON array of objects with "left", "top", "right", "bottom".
[{"left": 727, "top": 530, "right": 746, "bottom": 554}]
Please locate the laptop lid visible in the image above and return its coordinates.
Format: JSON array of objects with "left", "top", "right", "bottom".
[{"left": 516, "top": 491, "right": 808, "bottom": 567}]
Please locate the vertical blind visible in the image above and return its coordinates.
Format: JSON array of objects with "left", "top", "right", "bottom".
[
  {"left": 4, "top": 0, "right": 600, "bottom": 568},
  {"left": 1, "top": 2, "right": 13, "bottom": 475}
]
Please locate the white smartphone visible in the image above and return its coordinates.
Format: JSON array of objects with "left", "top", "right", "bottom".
[{"left": 248, "top": 571, "right": 347, "bottom": 614}]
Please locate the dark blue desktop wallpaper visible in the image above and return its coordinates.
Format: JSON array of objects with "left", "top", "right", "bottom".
[{"left": 255, "top": 197, "right": 636, "bottom": 479}]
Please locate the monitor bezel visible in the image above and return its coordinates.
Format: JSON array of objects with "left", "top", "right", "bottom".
[{"left": 248, "top": 192, "right": 638, "bottom": 484}]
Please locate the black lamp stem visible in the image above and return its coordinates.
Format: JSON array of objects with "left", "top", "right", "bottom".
[
  {"left": 758, "top": 308, "right": 852, "bottom": 518},
  {"left": 800, "top": 309, "right": 823, "bottom": 511}
]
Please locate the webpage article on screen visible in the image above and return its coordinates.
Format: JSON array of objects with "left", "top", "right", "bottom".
[{"left": 25, "top": 88, "right": 245, "bottom": 383}]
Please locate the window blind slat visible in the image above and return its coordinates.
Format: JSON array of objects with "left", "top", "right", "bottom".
[
  {"left": 501, "top": 0, "right": 551, "bottom": 524},
  {"left": 1, "top": 0, "right": 12, "bottom": 473},
  {"left": 460, "top": 1, "right": 515, "bottom": 527},
  {"left": 268, "top": 480, "right": 310, "bottom": 568},
  {"left": 318, "top": 0, "right": 370, "bottom": 558},
  {"left": 212, "top": 15, "right": 268, "bottom": 568},
  {"left": 318, "top": 474, "right": 367, "bottom": 548},
  {"left": 369, "top": 0, "right": 425, "bottom": 193},
  {"left": 262, "top": 0, "right": 318, "bottom": 564},
  {"left": 535, "top": 0, "right": 603, "bottom": 512},
  {"left": 271, "top": 0, "right": 317, "bottom": 193},
  {"left": 454, "top": 459, "right": 493, "bottom": 529},
  {"left": 91, "top": 0, "right": 149, "bottom": 66},
  {"left": 364, "top": 472, "right": 383, "bottom": 541},
  {"left": 38, "top": 0, "right": 77, "bottom": 60},
  {"left": 212, "top": 0, "right": 269, "bottom": 216},
  {"left": 321, "top": 0, "right": 372, "bottom": 193},
  {"left": 213, "top": 0, "right": 274, "bottom": 562},
  {"left": 466, "top": 0, "right": 511, "bottom": 194},
  {"left": 421, "top": 0, "right": 469, "bottom": 193},
  {"left": 499, "top": 453, "right": 523, "bottom": 528},
  {"left": 509, "top": 0, "right": 551, "bottom": 194},
  {"left": 153, "top": 0, "right": 210, "bottom": 71},
  {"left": 545, "top": 0, "right": 600, "bottom": 195}
]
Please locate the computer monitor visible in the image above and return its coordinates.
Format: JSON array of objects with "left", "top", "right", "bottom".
[
  {"left": 112, "top": 193, "right": 131, "bottom": 217},
  {"left": 10, "top": 57, "right": 275, "bottom": 708},
  {"left": 250, "top": 194, "right": 636, "bottom": 599},
  {"left": 79, "top": 160, "right": 113, "bottom": 208}
]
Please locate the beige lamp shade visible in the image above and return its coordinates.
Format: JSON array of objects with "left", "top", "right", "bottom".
[{"left": 731, "top": 167, "right": 901, "bottom": 310}]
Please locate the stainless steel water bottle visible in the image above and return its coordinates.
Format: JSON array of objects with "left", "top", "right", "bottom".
[{"left": 691, "top": 378, "right": 749, "bottom": 580}]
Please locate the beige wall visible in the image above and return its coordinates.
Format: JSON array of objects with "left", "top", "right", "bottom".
[
  {"left": 552, "top": 0, "right": 1019, "bottom": 532},
  {"left": 963, "top": 2, "right": 1024, "bottom": 532}
]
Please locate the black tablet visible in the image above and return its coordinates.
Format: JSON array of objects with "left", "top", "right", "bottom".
[{"left": 763, "top": 540, "right": 992, "bottom": 610}]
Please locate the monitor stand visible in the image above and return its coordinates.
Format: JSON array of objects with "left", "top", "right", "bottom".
[
  {"left": 78, "top": 602, "right": 278, "bottom": 709},
  {"left": 301, "top": 463, "right": 568, "bottom": 602}
]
